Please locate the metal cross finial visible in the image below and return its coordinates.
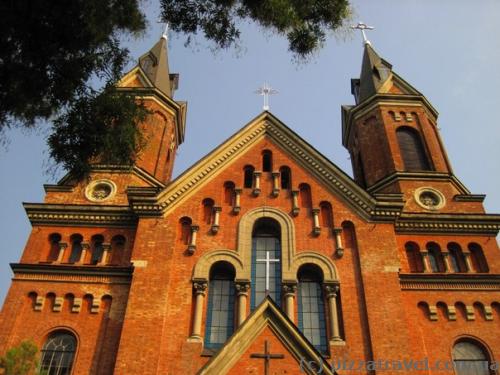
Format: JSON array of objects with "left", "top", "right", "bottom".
[
  {"left": 351, "top": 22, "right": 374, "bottom": 46},
  {"left": 255, "top": 83, "right": 278, "bottom": 111},
  {"left": 157, "top": 17, "right": 169, "bottom": 41}
]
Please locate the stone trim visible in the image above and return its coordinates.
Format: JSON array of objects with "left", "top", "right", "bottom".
[
  {"left": 453, "top": 194, "right": 486, "bottom": 203},
  {"left": 400, "top": 273, "right": 500, "bottom": 291},
  {"left": 395, "top": 213, "right": 500, "bottom": 235},
  {"left": 23, "top": 203, "right": 137, "bottom": 227}
]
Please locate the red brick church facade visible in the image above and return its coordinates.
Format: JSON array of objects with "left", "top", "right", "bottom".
[{"left": 0, "top": 36, "right": 499, "bottom": 375}]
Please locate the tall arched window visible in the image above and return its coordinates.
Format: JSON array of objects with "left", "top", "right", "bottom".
[
  {"left": 469, "top": 243, "right": 489, "bottom": 273},
  {"left": 90, "top": 235, "right": 104, "bottom": 265},
  {"left": 427, "top": 242, "right": 444, "bottom": 273},
  {"left": 48, "top": 233, "right": 61, "bottom": 262},
  {"left": 243, "top": 165, "right": 255, "bottom": 189},
  {"left": 319, "top": 202, "right": 333, "bottom": 228},
  {"left": 297, "top": 265, "right": 327, "bottom": 353},
  {"left": 205, "top": 261, "right": 236, "bottom": 349},
  {"left": 178, "top": 217, "right": 192, "bottom": 245},
  {"left": 279, "top": 166, "right": 291, "bottom": 189},
  {"left": 68, "top": 234, "right": 83, "bottom": 263},
  {"left": 40, "top": 330, "right": 77, "bottom": 375},
  {"left": 262, "top": 150, "right": 273, "bottom": 172},
  {"left": 452, "top": 339, "right": 493, "bottom": 375},
  {"left": 251, "top": 218, "right": 281, "bottom": 309},
  {"left": 202, "top": 198, "right": 215, "bottom": 225},
  {"left": 223, "top": 181, "right": 235, "bottom": 205},
  {"left": 298, "top": 183, "right": 312, "bottom": 210},
  {"left": 405, "top": 242, "right": 423, "bottom": 273},
  {"left": 396, "top": 127, "right": 431, "bottom": 171},
  {"left": 448, "top": 243, "right": 466, "bottom": 273}
]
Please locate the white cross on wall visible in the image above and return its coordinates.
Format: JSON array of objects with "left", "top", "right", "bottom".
[{"left": 256, "top": 251, "right": 280, "bottom": 293}]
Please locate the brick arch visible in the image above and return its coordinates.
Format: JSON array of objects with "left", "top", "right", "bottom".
[
  {"left": 237, "top": 206, "right": 296, "bottom": 281},
  {"left": 192, "top": 250, "right": 244, "bottom": 281},
  {"left": 288, "top": 252, "right": 338, "bottom": 282}
]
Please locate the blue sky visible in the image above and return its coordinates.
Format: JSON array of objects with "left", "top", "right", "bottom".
[{"left": 0, "top": 1, "right": 499, "bottom": 305}]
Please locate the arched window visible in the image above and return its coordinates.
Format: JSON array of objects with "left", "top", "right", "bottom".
[
  {"left": 251, "top": 218, "right": 281, "bottom": 309},
  {"left": 298, "top": 183, "right": 312, "bottom": 210},
  {"left": 279, "top": 166, "right": 291, "bottom": 189},
  {"left": 469, "top": 243, "right": 489, "bottom": 273},
  {"left": 297, "top": 265, "right": 327, "bottom": 353},
  {"left": 427, "top": 242, "right": 444, "bottom": 273},
  {"left": 448, "top": 243, "right": 466, "bottom": 273},
  {"left": 40, "top": 330, "right": 77, "bottom": 375},
  {"left": 205, "top": 261, "right": 236, "bottom": 349},
  {"left": 202, "top": 198, "right": 214, "bottom": 225},
  {"left": 90, "top": 235, "right": 104, "bottom": 265},
  {"left": 319, "top": 202, "right": 333, "bottom": 228},
  {"left": 68, "top": 234, "right": 83, "bottom": 263},
  {"left": 262, "top": 150, "right": 273, "bottom": 172},
  {"left": 452, "top": 339, "right": 492, "bottom": 375},
  {"left": 405, "top": 242, "right": 423, "bottom": 273},
  {"left": 223, "top": 181, "right": 235, "bottom": 205},
  {"left": 48, "top": 233, "right": 61, "bottom": 262},
  {"left": 396, "top": 126, "right": 431, "bottom": 171},
  {"left": 243, "top": 165, "right": 255, "bottom": 189}
]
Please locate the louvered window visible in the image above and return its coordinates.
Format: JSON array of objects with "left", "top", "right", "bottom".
[{"left": 396, "top": 127, "right": 430, "bottom": 171}]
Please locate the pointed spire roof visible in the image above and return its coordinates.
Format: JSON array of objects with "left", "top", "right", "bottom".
[
  {"left": 137, "top": 35, "right": 178, "bottom": 97},
  {"left": 351, "top": 43, "right": 422, "bottom": 104}
]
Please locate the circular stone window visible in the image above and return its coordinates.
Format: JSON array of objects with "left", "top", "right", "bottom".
[
  {"left": 85, "top": 180, "right": 116, "bottom": 202},
  {"left": 414, "top": 187, "right": 445, "bottom": 210}
]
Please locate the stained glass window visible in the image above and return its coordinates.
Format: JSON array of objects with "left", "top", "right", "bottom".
[{"left": 39, "top": 331, "right": 77, "bottom": 375}]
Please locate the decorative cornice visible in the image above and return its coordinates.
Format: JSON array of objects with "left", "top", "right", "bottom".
[
  {"left": 399, "top": 273, "right": 500, "bottom": 291},
  {"left": 43, "top": 184, "right": 74, "bottom": 193},
  {"left": 395, "top": 212, "right": 500, "bottom": 235},
  {"left": 24, "top": 203, "right": 137, "bottom": 227},
  {"left": 366, "top": 171, "right": 470, "bottom": 195},
  {"left": 11, "top": 263, "right": 133, "bottom": 284},
  {"left": 454, "top": 194, "right": 486, "bottom": 203}
]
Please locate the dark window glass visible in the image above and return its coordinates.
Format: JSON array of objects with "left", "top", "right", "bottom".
[
  {"left": 40, "top": 331, "right": 77, "bottom": 375},
  {"left": 262, "top": 151, "right": 272, "bottom": 172},
  {"left": 427, "top": 243, "right": 443, "bottom": 273},
  {"left": 251, "top": 219, "right": 281, "bottom": 309},
  {"left": 452, "top": 341, "right": 491, "bottom": 375},
  {"left": 205, "top": 277, "right": 235, "bottom": 349},
  {"left": 396, "top": 127, "right": 430, "bottom": 171},
  {"left": 68, "top": 238, "right": 82, "bottom": 263},
  {"left": 244, "top": 166, "right": 254, "bottom": 188},
  {"left": 298, "top": 281, "right": 327, "bottom": 353},
  {"left": 469, "top": 244, "right": 489, "bottom": 273},
  {"left": 280, "top": 167, "right": 291, "bottom": 189},
  {"left": 91, "top": 240, "right": 103, "bottom": 265}
]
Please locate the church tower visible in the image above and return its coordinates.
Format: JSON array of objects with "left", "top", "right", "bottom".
[
  {"left": 118, "top": 33, "right": 187, "bottom": 184},
  {"left": 343, "top": 42, "right": 455, "bottom": 197}
]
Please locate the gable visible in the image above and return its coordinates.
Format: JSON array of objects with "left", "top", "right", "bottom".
[
  {"left": 199, "top": 298, "right": 335, "bottom": 375},
  {"left": 129, "top": 112, "right": 402, "bottom": 221}
]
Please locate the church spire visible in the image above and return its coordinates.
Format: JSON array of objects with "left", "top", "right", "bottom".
[{"left": 138, "top": 32, "right": 178, "bottom": 97}]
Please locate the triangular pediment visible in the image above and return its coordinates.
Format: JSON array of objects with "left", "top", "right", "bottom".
[
  {"left": 131, "top": 111, "right": 401, "bottom": 220},
  {"left": 198, "top": 297, "right": 335, "bottom": 375},
  {"left": 118, "top": 66, "right": 156, "bottom": 90}
]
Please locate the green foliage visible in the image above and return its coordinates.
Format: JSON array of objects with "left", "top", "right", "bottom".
[
  {"left": 161, "top": 0, "right": 351, "bottom": 59},
  {"left": 0, "top": 340, "right": 39, "bottom": 375},
  {"left": 48, "top": 87, "right": 150, "bottom": 179}
]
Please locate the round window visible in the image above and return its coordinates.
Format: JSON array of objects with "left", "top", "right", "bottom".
[
  {"left": 414, "top": 187, "right": 445, "bottom": 210},
  {"left": 85, "top": 180, "right": 116, "bottom": 202}
]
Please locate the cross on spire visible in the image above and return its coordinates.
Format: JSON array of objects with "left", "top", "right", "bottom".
[
  {"left": 255, "top": 83, "right": 278, "bottom": 111},
  {"left": 351, "top": 21, "right": 375, "bottom": 46},
  {"left": 250, "top": 340, "right": 285, "bottom": 375}
]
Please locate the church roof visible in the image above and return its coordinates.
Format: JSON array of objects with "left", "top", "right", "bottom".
[
  {"left": 354, "top": 43, "right": 423, "bottom": 103},
  {"left": 198, "top": 297, "right": 337, "bottom": 375},
  {"left": 130, "top": 111, "right": 404, "bottom": 221},
  {"left": 137, "top": 36, "right": 177, "bottom": 97}
]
